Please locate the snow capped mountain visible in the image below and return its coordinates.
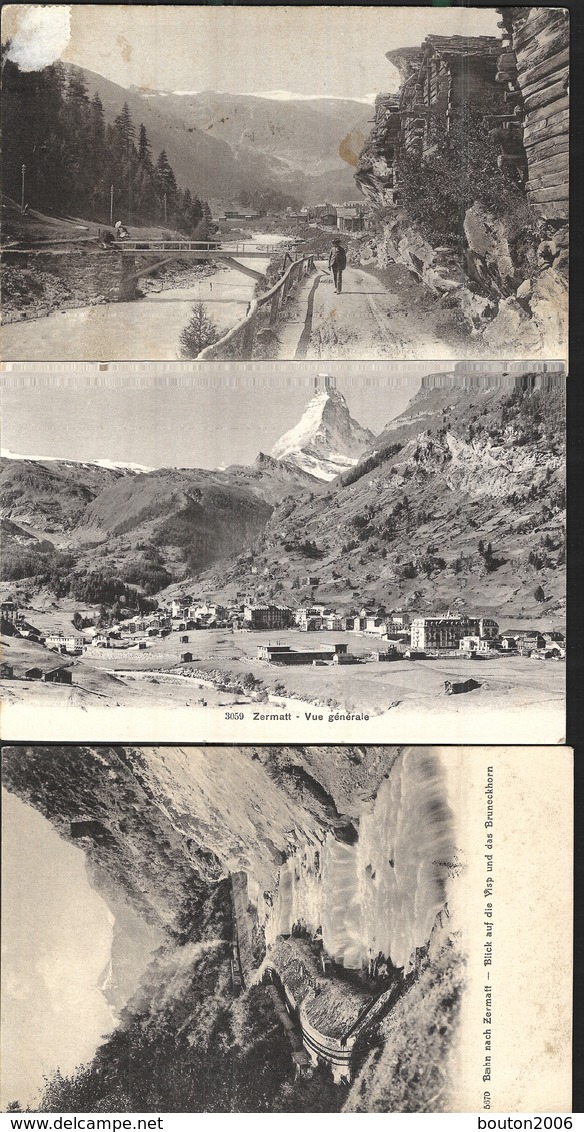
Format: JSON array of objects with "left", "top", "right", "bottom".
[{"left": 270, "top": 383, "right": 375, "bottom": 481}]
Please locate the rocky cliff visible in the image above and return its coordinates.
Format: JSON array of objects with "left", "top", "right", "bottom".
[
  {"left": 224, "top": 373, "right": 565, "bottom": 622},
  {"left": 354, "top": 26, "right": 568, "bottom": 357}
]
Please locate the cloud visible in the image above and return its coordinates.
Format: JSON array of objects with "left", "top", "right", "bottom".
[{"left": 3, "top": 5, "right": 71, "bottom": 72}]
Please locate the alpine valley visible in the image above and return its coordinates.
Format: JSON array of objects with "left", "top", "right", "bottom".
[{"left": 1, "top": 371, "right": 566, "bottom": 622}]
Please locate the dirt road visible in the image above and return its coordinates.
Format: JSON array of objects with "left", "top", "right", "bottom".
[{"left": 292, "top": 258, "right": 466, "bottom": 360}]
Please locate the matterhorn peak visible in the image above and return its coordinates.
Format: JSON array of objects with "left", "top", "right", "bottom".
[{"left": 270, "top": 375, "right": 374, "bottom": 481}]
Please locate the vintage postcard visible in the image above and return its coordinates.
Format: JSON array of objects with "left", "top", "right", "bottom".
[
  {"left": 1, "top": 743, "right": 573, "bottom": 1113},
  {"left": 0, "top": 360, "right": 566, "bottom": 744},
  {"left": 0, "top": 5, "right": 568, "bottom": 362}
]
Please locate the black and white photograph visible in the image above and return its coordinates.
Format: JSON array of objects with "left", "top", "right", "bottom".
[
  {"left": 0, "top": 744, "right": 573, "bottom": 1113},
  {"left": 0, "top": 361, "right": 566, "bottom": 743},
  {"left": 0, "top": 5, "right": 569, "bottom": 362}
]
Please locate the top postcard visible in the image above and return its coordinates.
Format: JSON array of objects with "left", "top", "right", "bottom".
[{"left": 1, "top": 5, "right": 569, "bottom": 363}]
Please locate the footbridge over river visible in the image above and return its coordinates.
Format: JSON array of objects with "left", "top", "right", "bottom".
[
  {"left": 113, "top": 238, "right": 314, "bottom": 301},
  {"left": 116, "top": 239, "right": 293, "bottom": 299}
]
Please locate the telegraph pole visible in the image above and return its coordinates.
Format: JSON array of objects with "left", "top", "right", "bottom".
[
  {"left": 110, "top": 184, "right": 114, "bottom": 225},
  {"left": 21, "top": 164, "right": 26, "bottom": 212},
  {"left": 164, "top": 193, "right": 167, "bottom": 224}
]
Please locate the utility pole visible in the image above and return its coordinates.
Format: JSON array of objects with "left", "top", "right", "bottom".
[
  {"left": 21, "top": 164, "right": 26, "bottom": 212},
  {"left": 164, "top": 193, "right": 167, "bottom": 224},
  {"left": 110, "top": 184, "right": 114, "bottom": 225}
]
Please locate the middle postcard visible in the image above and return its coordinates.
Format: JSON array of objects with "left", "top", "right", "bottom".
[{"left": 0, "top": 360, "right": 566, "bottom": 744}]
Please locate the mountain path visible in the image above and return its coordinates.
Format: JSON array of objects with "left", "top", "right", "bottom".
[{"left": 280, "top": 259, "right": 465, "bottom": 361}]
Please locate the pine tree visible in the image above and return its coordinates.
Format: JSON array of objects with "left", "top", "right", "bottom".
[
  {"left": 138, "top": 123, "right": 152, "bottom": 165},
  {"left": 179, "top": 302, "right": 219, "bottom": 358}
]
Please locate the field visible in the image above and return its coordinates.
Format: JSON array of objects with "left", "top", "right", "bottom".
[{"left": 1, "top": 620, "right": 565, "bottom": 726}]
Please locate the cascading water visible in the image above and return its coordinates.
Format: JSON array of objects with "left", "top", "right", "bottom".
[{"left": 268, "top": 748, "right": 458, "bottom": 974}]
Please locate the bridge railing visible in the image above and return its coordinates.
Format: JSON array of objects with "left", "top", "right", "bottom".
[
  {"left": 197, "top": 253, "right": 316, "bottom": 360},
  {"left": 120, "top": 239, "right": 291, "bottom": 255}
]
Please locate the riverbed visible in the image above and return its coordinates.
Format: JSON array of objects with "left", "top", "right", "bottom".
[{"left": 1, "top": 233, "right": 286, "bottom": 361}]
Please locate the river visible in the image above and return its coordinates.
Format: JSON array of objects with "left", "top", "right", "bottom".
[{"left": 1, "top": 233, "right": 286, "bottom": 362}]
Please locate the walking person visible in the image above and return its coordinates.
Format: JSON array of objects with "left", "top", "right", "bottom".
[{"left": 329, "top": 237, "right": 347, "bottom": 294}]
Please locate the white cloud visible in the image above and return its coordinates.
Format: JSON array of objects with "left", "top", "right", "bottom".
[{"left": 4, "top": 5, "right": 71, "bottom": 72}]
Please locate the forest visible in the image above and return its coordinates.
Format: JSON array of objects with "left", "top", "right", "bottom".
[{"left": 1, "top": 54, "right": 212, "bottom": 233}]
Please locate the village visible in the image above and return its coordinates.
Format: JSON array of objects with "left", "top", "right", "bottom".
[{"left": 0, "top": 592, "right": 565, "bottom": 690}]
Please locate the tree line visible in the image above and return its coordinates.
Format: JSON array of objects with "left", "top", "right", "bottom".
[{"left": 2, "top": 55, "right": 212, "bottom": 233}]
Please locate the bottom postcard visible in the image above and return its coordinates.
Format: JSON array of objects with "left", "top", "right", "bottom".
[{"left": 1, "top": 744, "right": 572, "bottom": 1113}]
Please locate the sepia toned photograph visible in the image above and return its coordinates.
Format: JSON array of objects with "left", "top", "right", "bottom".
[
  {"left": 0, "top": 360, "right": 566, "bottom": 743},
  {"left": 1, "top": 743, "right": 572, "bottom": 1114},
  {"left": 1, "top": 5, "right": 568, "bottom": 362}
]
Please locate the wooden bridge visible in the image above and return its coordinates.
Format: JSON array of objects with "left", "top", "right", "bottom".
[{"left": 117, "top": 239, "right": 299, "bottom": 298}]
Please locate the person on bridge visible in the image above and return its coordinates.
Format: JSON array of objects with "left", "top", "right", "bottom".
[{"left": 328, "top": 237, "right": 347, "bottom": 294}]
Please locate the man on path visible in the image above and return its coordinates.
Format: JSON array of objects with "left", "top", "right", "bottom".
[{"left": 328, "top": 237, "right": 347, "bottom": 294}]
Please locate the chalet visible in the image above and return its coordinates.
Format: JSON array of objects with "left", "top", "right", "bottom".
[
  {"left": 180, "top": 635, "right": 189, "bottom": 644},
  {"left": 0, "top": 662, "right": 14, "bottom": 678},
  {"left": 172, "top": 598, "right": 193, "bottom": 619},
  {"left": 43, "top": 667, "right": 73, "bottom": 684},
  {"left": 543, "top": 631, "right": 565, "bottom": 645},
  {"left": 180, "top": 652, "right": 193, "bottom": 663},
  {"left": 323, "top": 613, "right": 343, "bottom": 632},
  {"left": 388, "top": 611, "right": 412, "bottom": 630},
  {"left": 445, "top": 678, "right": 480, "bottom": 695},
  {"left": 356, "top": 35, "right": 500, "bottom": 206}
]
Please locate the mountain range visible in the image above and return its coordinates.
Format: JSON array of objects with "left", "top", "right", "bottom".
[
  {"left": 76, "top": 66, "right": 371, "bottom": 206},
  {"left": 0, "top": 375, "right": 565, "bottom": 621}
]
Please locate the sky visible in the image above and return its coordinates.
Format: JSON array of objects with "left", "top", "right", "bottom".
[
  {"left": 3, "top": 5, "right": 500, "bottom": 100},
  {"left": 1, "top": 789, "right": 116, "bottom": 1109},
  {"left": 0, "top": 365, "right": 450, "bottom": 469}
]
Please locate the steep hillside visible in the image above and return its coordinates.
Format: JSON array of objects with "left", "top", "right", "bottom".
[
  {"left": 210, "top": 376, "right": 565, "bottom": 621},
  {"left": 0, "top": 458, "right": 131, "bottom": 534},
  {"left": 2, "top": 745, "right": 463, "bottom": 1114},
  {"left": 77, "top": 68, "right": 245, "bottom": 202},
  {"left": 78, "top": 69, "right": 370, "bottom": 205},
  {"left": 152, "top": 90, "right": 371, "bottom": 203},
  {"left": 0, "top": 456, "right": 318, "bottom": 587}
]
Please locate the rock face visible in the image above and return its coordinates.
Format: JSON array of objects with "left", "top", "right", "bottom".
[
  {"left": 250, "top": 373, "right": 566, "bottom": 621},
  {"left": 354, "top": 26, "right": 568, "bottom": 357},
  {"left": 271, "top": 384, "right": 374, "bottom": 481}
]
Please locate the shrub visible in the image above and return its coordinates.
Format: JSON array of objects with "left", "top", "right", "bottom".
[{"left": 396, "top": 100, "right": 529, "bottom": 254}]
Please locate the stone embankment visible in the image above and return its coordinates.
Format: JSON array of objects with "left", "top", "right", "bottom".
[{"left": 2, "top": 249, "right": 216, "bottom": 324}]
